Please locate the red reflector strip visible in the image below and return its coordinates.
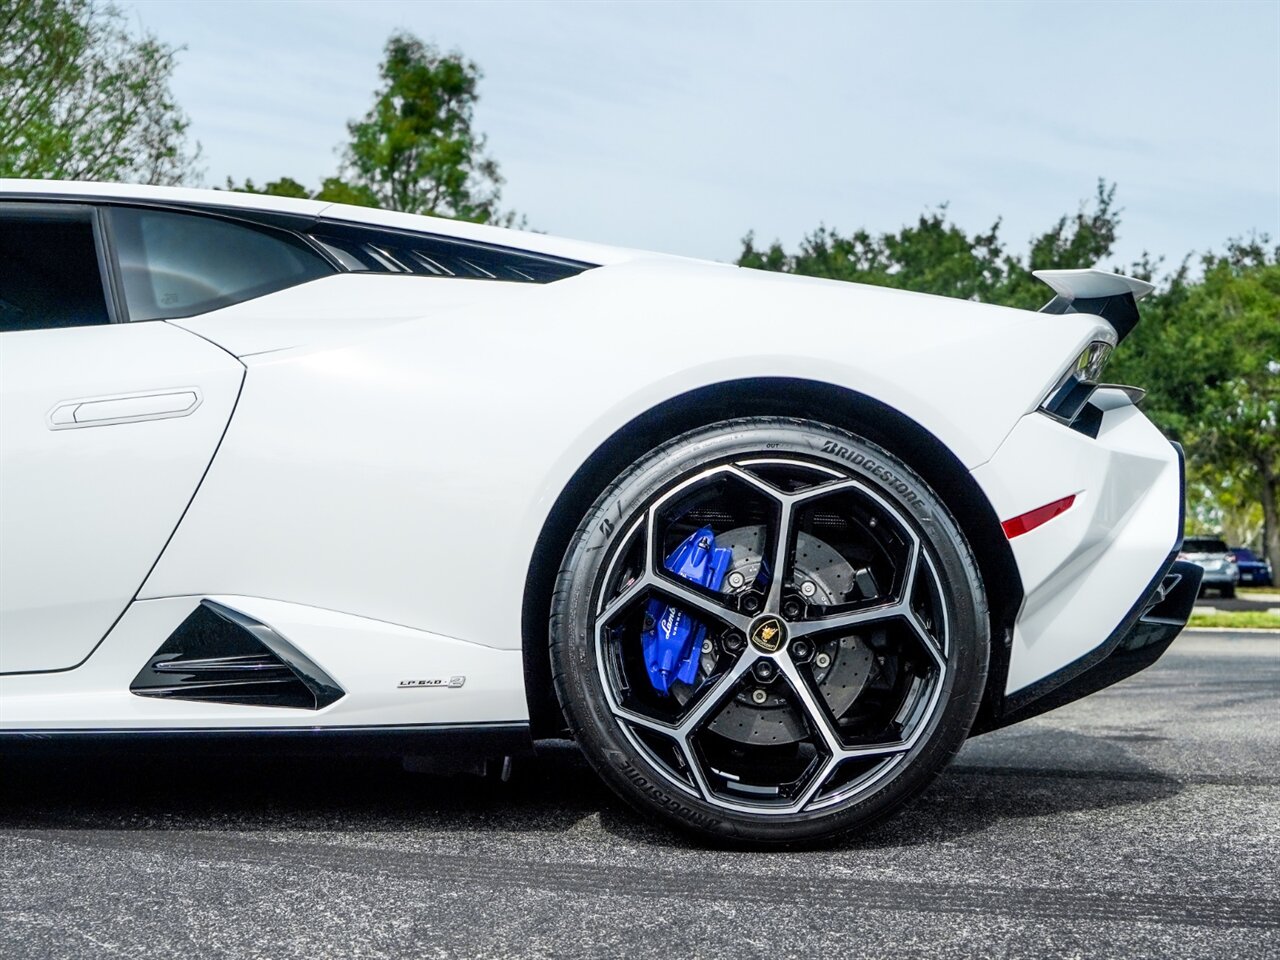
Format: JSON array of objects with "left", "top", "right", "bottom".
[{"left": 1002, "top": 494, "right": 1076, "bottom": 539}]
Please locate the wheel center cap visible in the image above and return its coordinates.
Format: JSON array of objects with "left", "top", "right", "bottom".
[{"left": 748, "top": 614, "right": 787, "bottom": 654}]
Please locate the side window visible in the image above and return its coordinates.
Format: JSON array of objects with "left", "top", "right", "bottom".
[
  {"left": 108, "top": 207, "right": 334, "bottom": 321},
  {"left": 0, "top": 206, "right": 111, "bottom": 333}
]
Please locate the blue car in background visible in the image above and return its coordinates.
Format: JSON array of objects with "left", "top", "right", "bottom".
[{"left": 1230, "top": 547, "right": 1274, "bottom": 587}]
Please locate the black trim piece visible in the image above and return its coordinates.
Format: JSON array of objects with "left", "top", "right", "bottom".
[
  {"left": 309, "top": 219, "right": 596, "bottom": 284},
  {"left": 88, "top": 206, "right": 127, "bottom": 325},
  {"left": 130, "top": 600, "right": 343, "bottom": 709},
  {"left": 0, "top": 722, "right": 532, "bottom": 759},
  {"left": 0, "top": 194, "right": 599, "bottom": 285},
  {"left": 0, "top": 200, "right": 96, "bottom": 221},
  {"left": 0, "top": 193, "right": 322, "bottom": 233},
  {"left": 970, "top": 442, "right": 1188, "bottom": 734},
  {"left": 1072, "top": 293, "right": 1141, "bottom": 341},
  {"left": 1068, "top": 401, "right": 1104, "bottom": 439},
  {"left": 201, "top": 600, "right": 343, "bottom": 708},
  {"left": 1041, "top": 291, "right": 1141, "bottom": 342},
  {"left": 988, "top": 561, "right": 1202, "bottom": 729}
]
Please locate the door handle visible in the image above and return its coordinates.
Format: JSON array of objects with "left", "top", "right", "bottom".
[{"left": 48, "top": 388, "right": 203, "bottom": 430}]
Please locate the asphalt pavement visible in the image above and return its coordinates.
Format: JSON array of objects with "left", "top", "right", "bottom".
[{"left": 1, "top": 630, "right": 1277, "bottom": 959}]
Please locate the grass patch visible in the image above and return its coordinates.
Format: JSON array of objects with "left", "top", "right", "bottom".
[
  {"left": 1188, "top": 611, "right": 1280, "bottom": 630},
  {"left": 1238, "top": 585, "right": 1279, "bottom": 596}
]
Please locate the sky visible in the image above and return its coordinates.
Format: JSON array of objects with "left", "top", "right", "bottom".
[{"left": 121, "top": 0, "right": 1280, "bottom": 273}]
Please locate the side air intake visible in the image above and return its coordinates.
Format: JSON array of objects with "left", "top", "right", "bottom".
[
  {"left": 308, "top": 221, "right": 594, "bottom": 284},
  {"left": 130, "top": 600, "right": 344, "bottom": 710}
]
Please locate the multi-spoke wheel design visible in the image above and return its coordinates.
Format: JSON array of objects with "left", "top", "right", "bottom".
[
  {"left": 594, "top": 459, "right": 948, "bottom": 814},
  {"left": 553, "top": 419, "right": 986, "bottom": 844}
]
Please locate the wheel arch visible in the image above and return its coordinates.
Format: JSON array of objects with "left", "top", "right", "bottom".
[{"left": 521, "top": 376, "right": 1022, "bottom": 738}]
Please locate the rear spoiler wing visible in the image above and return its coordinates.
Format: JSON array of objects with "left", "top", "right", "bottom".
[{"left": 1033, "top": 269, "right": 1155, "bottom": 342}]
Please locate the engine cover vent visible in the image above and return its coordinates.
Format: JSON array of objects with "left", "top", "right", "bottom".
[{"left": 131, "top": 600, "right": 343, "bottom": 710}]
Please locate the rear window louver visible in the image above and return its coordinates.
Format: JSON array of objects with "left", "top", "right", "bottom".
[{"left": 308, "top": 221, "right": 594, "bottom": 284}]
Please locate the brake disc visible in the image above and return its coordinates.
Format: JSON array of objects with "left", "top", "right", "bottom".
[{"left": 672, "top": 525, "right": 878, "bottom": 746}]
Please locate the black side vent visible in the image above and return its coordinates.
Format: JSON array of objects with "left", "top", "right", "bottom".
[
  {"left": 131, "top": 601, "right": 344, "bottom": 710},
  {"left": 1068, "top": 401, "right": 1105, "bottom": 439},
  {"left": 308, "top": 221, "right": 595, "bottom": 284}
]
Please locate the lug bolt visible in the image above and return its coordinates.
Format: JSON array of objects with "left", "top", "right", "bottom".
[
  {"left": 741, "top": 594, "right": 762, "bottom": 614},
  {"left": 701, "top": 638, "right": 714, "bottom": 655},
  {"left": 752, "top": 659, "right": 777, "bottom": 682},
  {"left": 751, "top": 688, "right": 768, "bottom": 705},
  {"left": 791, "top": 640, "right": 812, "bottom": 661},
  {"left": 727, "top": 571, "right": 746, "bottom": 590},
  {"left": 782, "top": 599, "right": 803, "bottom": 620},
  {"left": 723, "top": 631, "right": 745, "bottom": 652},
  {"left": 815, "top": 652, "right": 832, "bottom": 669},
  {"left": 800, "top": 581, "right": 817, "bottom": 597}
]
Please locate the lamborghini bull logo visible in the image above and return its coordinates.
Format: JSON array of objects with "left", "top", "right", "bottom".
[{"left": 749, "top": 615, "right": 786, "bottom": 653}]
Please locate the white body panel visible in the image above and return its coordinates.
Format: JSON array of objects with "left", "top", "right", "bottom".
[
  {"left": 0, "top": 322, "right": 242, "bottom": 673},
  {"left": 972, "top": 398, "right": 1180, "bottom": 693},
  {"left": 140, "top": 262, "right": 1106, "bottom": 657},
  {"left": 0, "top": 596, "right": 525, "bottom": 728},
  {"left": 0, "top": 180, "right": 1181, "bottom": 737}
]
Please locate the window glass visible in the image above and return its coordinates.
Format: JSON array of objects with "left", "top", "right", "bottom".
[
  {"left": 0, "top": 208, "right": 110, "bottom": 332},
  {"left": 1184, "top": 539, "right": 1229, "bottom": 553},
  {"left": 109, "top": 207, "right": 333, "bottom": 321}
]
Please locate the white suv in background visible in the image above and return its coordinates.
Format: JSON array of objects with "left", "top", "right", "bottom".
[{"left": 1180, "top": 537, "right": 1240, "bottom": 599}]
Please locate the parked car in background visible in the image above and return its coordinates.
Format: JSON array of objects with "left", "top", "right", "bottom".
[
  {"left": 1230, "top": 547, "right": 1274, "bottom": 587},
  {"left": 1180, "top": 537, "right": 1240, "bottom": 598}
]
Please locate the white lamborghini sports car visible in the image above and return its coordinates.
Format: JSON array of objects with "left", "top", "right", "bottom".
[{"left": 0, "top": 181, "right": 1201, "bottom": 844}]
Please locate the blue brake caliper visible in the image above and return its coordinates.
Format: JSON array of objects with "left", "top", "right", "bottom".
[{"left": 642, "top": 526, "right": 733, "bottom": 695}]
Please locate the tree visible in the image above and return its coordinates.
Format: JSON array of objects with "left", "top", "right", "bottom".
[
  {"left": 0, "top": 0, "right": 200, "bottom": 184},
  {"left": 995, "top": 180, "right": 1122, "bottom": 309},
  {"left": 1107, "top": 239, "right": 1280, "bottom": 573},
  {"left": 224, "top": 32, "right": 513, "bottom": 223},
  {"left": 738, "top": 180, "right": 1122, "bottom": 309},
  {"left": 740, "top": 210, "right": 1008, "bottom": 302},
  {"left": 223, "top": 175, "right": 379, "bottom": 208},
  {"left": 342, "top": 32, "right": 511, "bottom": 223},
  {"left": 1152, "top": 242, "right": 1280, "bottom": 572}
]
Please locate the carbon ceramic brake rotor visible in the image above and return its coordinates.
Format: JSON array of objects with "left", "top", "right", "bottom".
[{"left": 685, "top": 526, "right": 876, "bottom": 746}]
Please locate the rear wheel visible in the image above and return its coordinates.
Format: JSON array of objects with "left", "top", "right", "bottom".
[{"left": 550, "top": 418, "right": 989, "bottom": 845}]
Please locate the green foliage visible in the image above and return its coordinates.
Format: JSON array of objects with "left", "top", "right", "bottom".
[
  {"left": 1184, "top": 460, "right": 1265, "bottom": 547},
  {"left": 343, "top": 32, "right": 510, "bottom": 223},
  {"left": 739, "top": 180, "right": 1122, "bottom": 309},
  {"left": 1112, "top": 239, "right": 1280, "bottom": 570},
  {"left": 223, "top": 175, "right": 379, "bottom": 208},
  {"left": 224, "top": 176, "right": 311, "bottom": 200},
  {"left": 314, "top": 177, "right": 380, "bottom": 208},
  {"left": 742, "top": 211, "right": 1007, "bottom": 302},
  {"left": 224, "top": 31, "right": 512, "bottom": 223},
  {"left": 1187, "top": 611, "right": 1280, "bottom": 630},
  {"left": 0, "top": 0, "right": 199, "bottom": 184}
]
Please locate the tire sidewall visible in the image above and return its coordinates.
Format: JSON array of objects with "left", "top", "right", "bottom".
[{"left": 551, "top": 417, "right": 988, "bottom": 845}]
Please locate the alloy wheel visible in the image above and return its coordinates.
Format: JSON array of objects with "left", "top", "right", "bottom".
[{"left": 590, "top": 456, "right": 950, "bottom": 816}]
